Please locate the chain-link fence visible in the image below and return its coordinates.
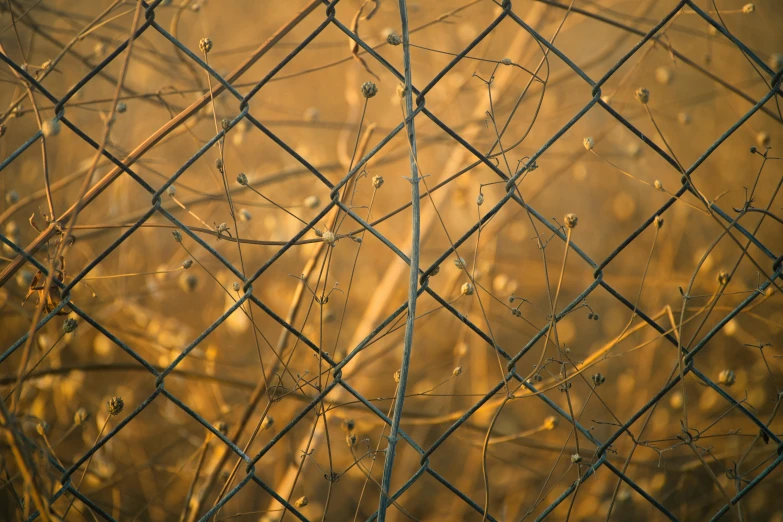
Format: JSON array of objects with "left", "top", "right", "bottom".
[{"left": 1, "top": 0, "right": 782, "bottom": 520}]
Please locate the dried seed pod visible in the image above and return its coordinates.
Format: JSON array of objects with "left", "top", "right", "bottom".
[
  {"left": 717, "top": 271, "right": 730, "bottom": 286},
  {"left": 635, "top": 87, "right": 650, "bottom": 104},
  {"left": 261, "top": 416, "right": 274, "bottom": 430},
  {"left": 386, "top": 32, "right": 401, "bottom": 45},
  {"left": 372, "top": 175, "right": 384, "bottom": 189},
  {"left": 571, "top": 453, "right": 583, "bottom": 463},
  {"left": 322, "top": 230, "right": 336, "bottom": 246},
  {"left": 393, "top": 369, "right": 401, "bottom": 383},
  {"left": 718, "top": 369, "right": 736, "bottom": 386},
  {"left": 591, "top": 373, "right": 605, "bottom": 387},
  {"left": 453, "top": 366, "right": 463, "bottom": 377},
  {"left": 221, "top": 118, "right": 230, "bottom": 131},
  {"left": 199, "top": 37, "right": 213, "bottom": 54},
  {"left": 742, "top": 3, "right": 755, "bottom": 14},
  {"left": 167, "top": 185, "right": 176, "bottom": 197},
  {"left": 583, "top": 137, "right": 594, "bottom": 151},
  {"left": 236, "top": 172, "right": 248, "bottom": 186},
  {"left": 461, "top": 282, "right": 474, "bottom": 296},
  {"left": 63, "top": 318, "right": 78, "bottom": 334},
  {"left": 232, "top": 282, "right": 240, "bottom": 292},
  {"left": 453, "top": 257, "right": 466, "bottom": 269},
  {"left": 564, "top": 213, "right": 578, "bottom": 229},
  {"left": 74, "top": 408, "right": 89, "bottom": 425},
  {"left": 476, "top": 193, "right": 484, "bottom": 206},
  {"left": 182, "top": 259, "right": 193, "bottom": 269},
  {"left": 116, "top": 102, "right": 127, "bottom": 113},
  {"left": 361, "top": 81, "right": 378, "bottom": 99},
  {"left": 654, "top": 180, "right": 664, "bottom": 191},
  {"left": 654, "top": 215, "right": 664, "bottom": 229},
  {"left": 294, "top": 496, "right": 308, "bottom": 508},
  {"left": 172, "top": 230, "right": 183, "bottom": 242},
  {"left": 500, "top": 57, "right": 513, "bottom": 66},
  {"left": 107, "top": 396, "right": 124, "bottom": 416}
]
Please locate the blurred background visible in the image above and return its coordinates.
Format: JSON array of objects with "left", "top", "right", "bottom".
[{"left": 1, "top": 0, "right": 782, "bottom": 520}]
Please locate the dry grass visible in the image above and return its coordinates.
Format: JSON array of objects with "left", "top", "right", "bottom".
[{"left": 1, "top": 1, "right": 782, "bottom": 521}]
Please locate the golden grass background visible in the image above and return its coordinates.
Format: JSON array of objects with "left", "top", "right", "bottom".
[{"left": 1, "top": 0, "right": 783, "bottom": 520}]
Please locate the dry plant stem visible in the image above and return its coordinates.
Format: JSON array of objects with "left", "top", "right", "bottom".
[
  {"left": 10, "top": 0, "right": 142, "bottom": 438},
  {"left": 0, "top": 42, "right": 54, "bottom": 221},
  {"left": 376, "top": 3, "right": 420, "bottom": 519},
  {"left": 180, "top": 435, "right": 212, "bottom": 522},
  {"left": 61, "top": 413, "right": 112, "bottom": 520},
  {"left": 0, "top": 0, "right": 325, "bottom": 287},
  {"left": 0, "top": 399, "right": 51, "bottom": 522}
]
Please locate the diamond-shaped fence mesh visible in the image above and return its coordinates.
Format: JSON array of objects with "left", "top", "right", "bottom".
[{"left": 1, "top": 0, "right": 782, "bottom": 520}]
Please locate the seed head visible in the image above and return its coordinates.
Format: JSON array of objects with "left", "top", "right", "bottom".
[
  {"left": 361, "top": 81, "right": 378, "bottom": 99},
  {"left": 116, "top": 102, "right": 127, "bottom": 114},
  {"left": 571, "top": 453, "right": 583, "bottom": 464},
  {"left": 5, "top": 189, "right": 18, "bottom": 204},
  {"left": 107, "top": 396, "right": 124, "bottom": 416},
  {"left": 453, "top": 256, "right": 466, "bottom": 269},
  {"left": 591, "top": 373, "right": 605, "bottom": 387},
  {"left": 294, "top": 496, "right": 308, "bottom": 508},
  {"left": 346, "top": 432, "right": 357, "bottom": 447},
  {"left": 63, "top": 318, "right": 78, "bottom": 334},
  {"left": 261, "top": 416, "right": 275, "bottom": 431},
  {"left": 304, "top": 195, "right": 320, "bottom": 209},
  {"left": 461, "top": 282, "right": 475, "bottom": 296},
  {"left": 36, "top": 421, "right": 49, "bottom": 436},
  {"left": 394, "top": 369, "right": 401, "bottom": 383},
  {"left": 592, "top": 313, "right": 600, "bottom": 321},
  {"left": 564, "top": 213, "right": 578, "bottom": 229},
  {"left": 215, "top": 158, "right": 224, "bottom": 173},
  {"left": 386, "top": 32, "right": 401, "bottom": 45},
  {"left": 742, "top": 3, "right": 755, "bottom": 14},
  {"left": 717, "top": 271, "right": 730, "bottom": 286},
  {"left": 74, "top": 408, "right": 89, "bottom": 425},
  {"left": 172, "top": 230, "right": 183, "bottom": 242},
  {"left": 341, "top": 419, "right": 355, "bottom": 432},
  {"left": 396, "top": 83, "right": 406, "bottom": 98},
  {"left": 372, "top": 175, "right": 384, "bottom": 189},
  {"left": 42, "top": 118, "right": 60, "bottom": 138},
  {"left": 476, "top": 193, "right": 484, "bottom": 206},
  {"left": 583, "top": 136, "right": 594, "bottom": 151},
  {"left": 221, "top": 118, "right": 230, "bottom": 131},
  {"left": 453, "top": 366, "right": 463, "bottom": 377},
  {"left": 238, "top": 208, "right": 252, "bottom": 222},
  {"left": 654, "top": 215, "right": 664, "bottom": 229},
  {"left": 500, "top": 57, "right": 513, "bottom": 66},
  {"left": 543, "top": 416, "right": 558, "bottom": 430},
  {"left": 634, "top": 87, "right": 650, "bottom": 104},
  {"left": 182, "top": 259, "right": 193, "bottom": 269},
  {"left": 654, "top": 180, "right": 664, "bottom": 192},
  {"left": 199, "top": 37, "right": 213, "bottom": 54},
  {"left": 236, "top": 172, "right": 248, "bottom": 186},
  {"left": 167, "top": 185, "right": 176, "bottom": 197},
  {"left": 756, "top": 131, "right": 770, "bottom": 148},
  {"left": 718, "top": 369, "right": 736, "bottom": 386},
  {"left": 232, "top": 282, "right": 240, "bottom": 292},
  {"left": 322, "top": 230, "right": 336, "bottom": 246}
]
